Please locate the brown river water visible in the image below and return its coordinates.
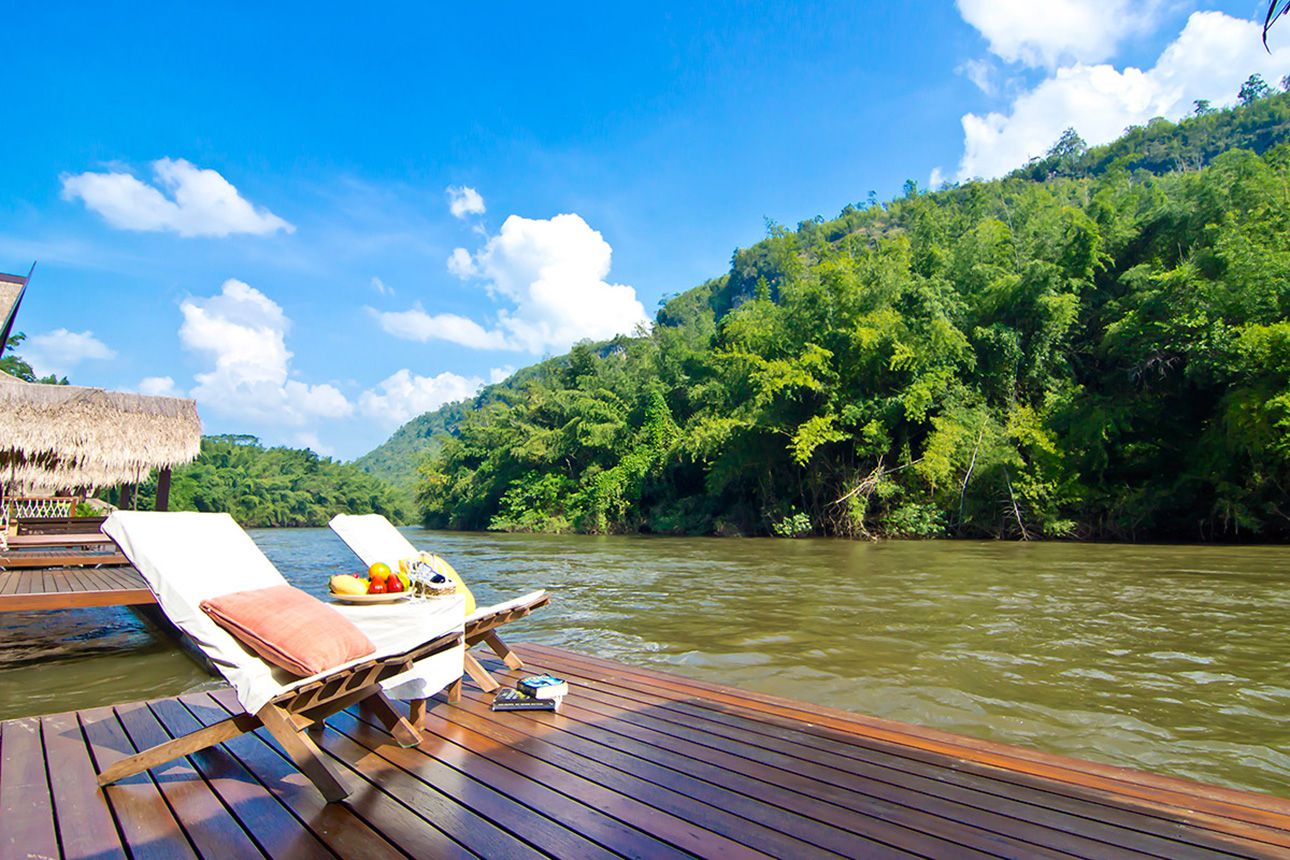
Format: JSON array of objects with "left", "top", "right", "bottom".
[{"left": 1, "top": 529, "right": 1286, "bottom": 796}]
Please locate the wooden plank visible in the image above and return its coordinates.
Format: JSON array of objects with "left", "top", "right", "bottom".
[
  {"left": 508, "top": 652, "right": 1264, "bottom": 860},
  {"left": 393, "top": 695, "right": 837, "bottom": 859},
  {"left": 525, "top": 648, "right": 1290, "bottom": 848},
  {"left": 506, "top": 654, "right": 1232, "bottom": 860},
  {"left": 79, "top": 705, "right": 199, "bottom": 860},
  {"left": 114, "top": 701, "right": 266, "bottom": 857},
  {"left": 354, "top": 695, "right": 907, "bottom": 859},
  {"left": 205, "top": 692, "right": 478, "bottom": 860},
  {"left": 326, "top": 700, "right": 697, "bottom": 860},
  {"left": 41, "top": 711, "right": 128, "bottom": 860},
  {"left": 326, "top": 707, "right": 626, "bottom": 860},
  {"left": 327, "top": 701, "right": 706, "bottom": 860},
  {"left": 61, "top": 569, "right": 91, "bottom": 592},
  {"left": 436, "top": 685, "right": 1006, "bottom": 860},
  {"left": 0, "top": 571, "right": 19, "bottom": 595},
  {"left": 309, "top": 710, "right": 552, "bottom": 859},
  {"left": 0, "top": 587, "right": 155, "bottom": 612},
  {"left": 6, "top": 533, "right": 114, "bottom": 548},
  {"left": 445, "top": 679, "right": 1084, "bottom": 860},
  {"left": 0, "top": 550, "right": 129, "bottom": 568},
  {"left": 523, "top": 650, "right": 1266, "bottom": 859},
  {"left": 0, "top": 717, "right": 60, "bottom": 860},
  {"left": 522, "top": 644, "right": 1290, "bottom": 830},
  {"left": 178, "top": 693, "right": 406, "bottom": 860},
  {"left": 147, "top": 699, "right": 336, "bottom": 860}
]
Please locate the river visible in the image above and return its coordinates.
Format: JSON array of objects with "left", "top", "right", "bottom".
[{"left": 1, "top": 529, "right": 1286, "bottom": 796}]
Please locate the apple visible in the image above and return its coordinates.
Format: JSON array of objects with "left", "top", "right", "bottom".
[
  {"left": 367, "top": 578, "right": 387, "bottom": 594},
  {"left": 386, "top": 575, "right": 405, "bottom": 594}
]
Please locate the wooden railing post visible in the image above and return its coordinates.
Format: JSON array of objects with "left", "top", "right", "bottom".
[{"left": 155, "top": 468, "right": 171, "bottom": 512}]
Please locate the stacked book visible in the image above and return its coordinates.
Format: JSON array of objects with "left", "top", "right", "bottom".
[{"left": 492, "top": 674, "right": 569, "bottom": 712}]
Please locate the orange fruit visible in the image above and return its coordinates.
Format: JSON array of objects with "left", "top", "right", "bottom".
[{"left": 368, "top": 562, "right": 392, "bottom": 581}]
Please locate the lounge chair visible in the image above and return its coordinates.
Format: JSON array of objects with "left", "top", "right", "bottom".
[
  {"left": 329, "top": 513, "right": 549, "bottom": 696},
  {"left": 98, "top": 511, "right": 466, "bottom": 802}
]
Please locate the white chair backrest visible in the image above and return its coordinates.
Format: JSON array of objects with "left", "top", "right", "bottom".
[
  {"left": 329, "top": 513, "right": 419, "bottom": 569},
  {"left": 102, "top": 511, "right": 294, "bottom": 711}
]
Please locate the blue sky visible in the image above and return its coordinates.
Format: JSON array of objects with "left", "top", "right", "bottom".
[{"left": 3, "top": 2, "right": 1285, "bottom": 459}]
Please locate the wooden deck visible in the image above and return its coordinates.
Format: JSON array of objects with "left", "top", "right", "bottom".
[
  {"left": 0, "top": 565, "right": 153, "bottom": 612},
  {"left": 0, "top": 547, "right": 130, "bottom": 569},
  {"left": 3, "top": 643, "right": 1288, "bottom": 859}
]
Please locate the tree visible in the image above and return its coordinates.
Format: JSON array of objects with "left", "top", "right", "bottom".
[
  {"left": 0, "top": 332, "right": 68, "bottom": 385},
  {"left": 1047, "top": 127, "right": 1087, "bottom": 160},
  {"left": 1240, "top": 74, "right": 1272, "bottom": 105},
  {"left": 403, "top": 90, "right": 1290, "bottom": 541},
  {"left": 1193, "top": 99, "right": 1213, "bottom": 116}
]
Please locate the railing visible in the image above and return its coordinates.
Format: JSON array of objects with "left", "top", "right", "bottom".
[{"left": 5, "top": 495, "right": 81, "bottom": 521}]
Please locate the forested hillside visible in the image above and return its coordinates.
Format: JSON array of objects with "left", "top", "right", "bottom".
[
  {"left": 352, "top": 403, "right": 467, "bottom": 496},
  {"left": 352, "top": 363, "right": 549, "bottom": 500},
  {"left": 128, "top": 435, "right": 406, "bottom": 527},
  {"left": 381, "top": 85, "right": 1290, "bottom": 540}
]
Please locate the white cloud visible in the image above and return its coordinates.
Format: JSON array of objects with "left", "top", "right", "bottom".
[
  {"left": 959, "top": 58, "right": 999, "bottom": 96},
  {"left": 180, "top": 279, "right": 352, "bottom": 424},
  {"left": 370, "top": 276, "right": 392, "bottom": 296},
  {"left": 21, "top": 329, "right": 116, "bottom": 377},
  {"left": 465, "top": 213, "right": 649, "bottom": 353},
  {"left": 956, "top": 12, "right": 1290, "bottom": 180},
  {"left": 383, "top": 212, "right": 649, "bottom": 355},
  {"left": 447, "top": 247, "right": 476, "bottom": 278},
  {"left": 957, "top": 0, "right": 1157, "bottom": 68},
  {"left": 447, "top": 185, "right": 486, "bottom": 219},
  {"left": 371, "top": 307, "right": 510, "bottom": 350},
  {"left": 293, "top": 431, "right": 335, "bottom": 457},
  {"left": 929, "top": 167, "right": 946, "bottom": 189},
  {"left": 138, "top": 376, "right": 181, "bottom": 397},
  {"left": 358, "top": 368, "right": 484, "bottom": 427},
  {"left": 61, "top": 158, "right": 293, "bottom": 237},
  {"left": 489, "top": 366, "right": 515, "bottom": 384}
]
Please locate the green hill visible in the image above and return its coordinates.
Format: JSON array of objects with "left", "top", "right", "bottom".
[
  {"left": 351, "top": 361, "right": 552, "bottom": 497},
  {"left": 128, "top": 435, "right": 407, "bottom": 527},
  {"left": 361, "top": 85, "right": 1290, "bottom": 541}
]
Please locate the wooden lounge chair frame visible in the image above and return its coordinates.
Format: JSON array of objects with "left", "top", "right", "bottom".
[
  {"left": 97, "top": 628, "right": 463, "bottom": 802},
  {"left": 453, "top": 593, "right": 551, "bottom": 704}
]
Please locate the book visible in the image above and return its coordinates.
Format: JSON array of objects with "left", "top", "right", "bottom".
[
  {"left": 492, "top": 688, "right": 560, "bottom": 711},
  {"left": 517, "top": 675, "right": 569, "bottom": 699}
]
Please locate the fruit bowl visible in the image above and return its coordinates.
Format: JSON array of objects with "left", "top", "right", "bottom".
[{"left": 329, "top": 592, "right": 412, "bottom": 605}]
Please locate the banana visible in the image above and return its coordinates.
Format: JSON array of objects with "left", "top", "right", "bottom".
[{"left": 329, "top": 574, "right": 369, "bottom": 595}]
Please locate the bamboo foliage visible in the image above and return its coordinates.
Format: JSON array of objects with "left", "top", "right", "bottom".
[{"left": 0, "top": 373, "right": 201, "bottom": 491}]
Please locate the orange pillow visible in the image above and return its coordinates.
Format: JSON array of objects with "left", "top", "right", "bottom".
[{"left": 201, "top": 584, "right": 375, "bottom": 677}]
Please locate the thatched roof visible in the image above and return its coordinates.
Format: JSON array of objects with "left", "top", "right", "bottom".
[
  {"left": 0, "top": 271, "right": 28, "bottom": 356},
  {"left": 0, "top": 373, "right": 202, "bottom": 491}
]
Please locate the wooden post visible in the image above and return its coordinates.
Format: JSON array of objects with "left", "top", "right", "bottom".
[
  {"left": 155, "top": 468, "right": 171, "bottom": 512},
  {"left": 119, "top": 483, "right": 135, "bottom": 510}
]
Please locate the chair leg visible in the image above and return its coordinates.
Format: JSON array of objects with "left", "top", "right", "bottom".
[
  {"left": 257, "top": 703, "right": 350, "bottom": 803},
  {"left": 364, "top": 691, "right": 422, "bottom": 748},
  {"left": 445, "top": 677, "right": 462, "bottom": 704},
  {"left": 482, "top": 632, "right": 524, "bottom": 669},
  {"left": 408, "top": 697, "right": 428, "bottom": 727},
  {"left": 97, "top": 712, "right": 261, "bottom": 786},
  {"left": 463, "top": 650, "right": 500, "bottom": 692}
]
